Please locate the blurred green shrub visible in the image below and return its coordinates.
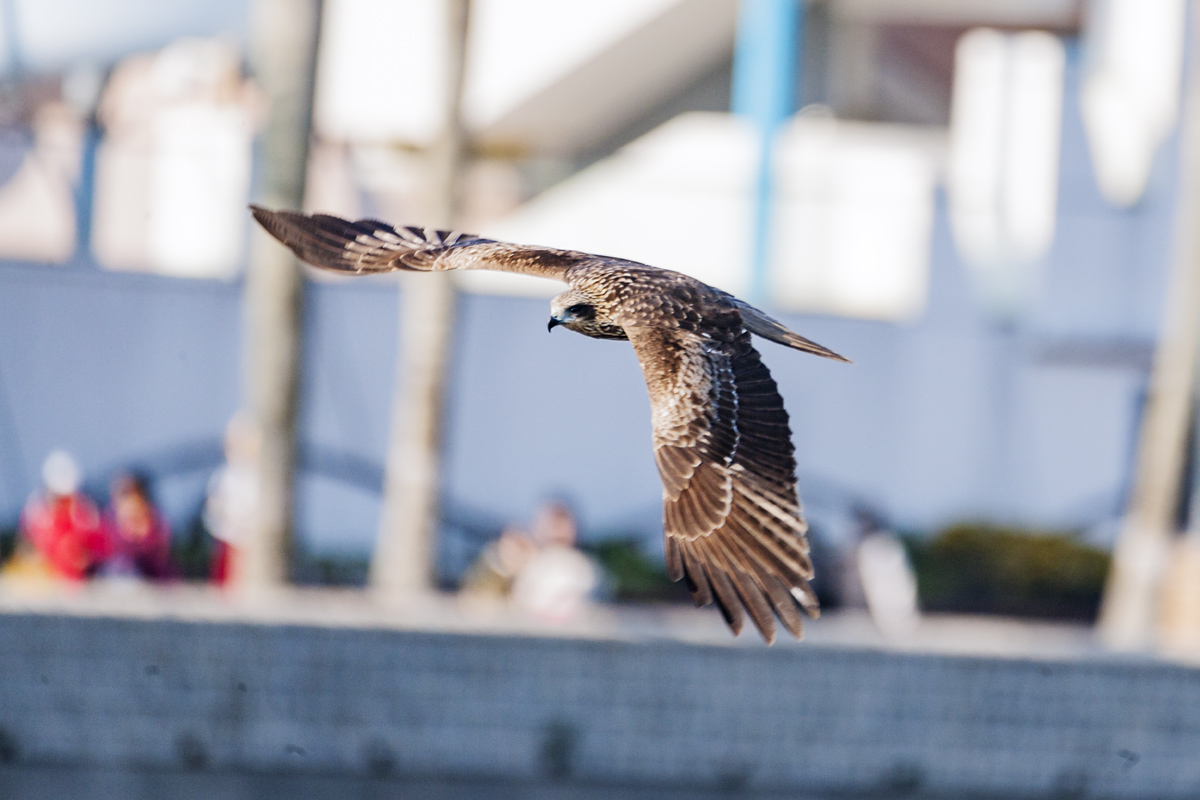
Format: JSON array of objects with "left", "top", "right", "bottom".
[
  {"left": 587, "top": 539, "right": 689, "bottom": 603},
  {"left": 0, "top": 525, "right": 15, "bottom": 565},
  {"left": 171, "top": 513, "right": 215, "bottom": 580},
  {"left": 293, "top": 553, "right": 369, "bottom": 586},
  {"left": 904, "top": 523, "right": 1110, "bottom": 621}
]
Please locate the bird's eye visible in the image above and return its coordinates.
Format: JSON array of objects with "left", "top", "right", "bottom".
[{"left": 567, "top": 304, "right": 590, "bottom": 315}]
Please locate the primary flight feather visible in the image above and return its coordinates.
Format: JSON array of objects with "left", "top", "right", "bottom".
[{"left": 251, "top": 206, "right": 849, "bottom": 643}]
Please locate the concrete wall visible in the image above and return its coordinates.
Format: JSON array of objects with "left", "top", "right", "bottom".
[{"left": 0, "top": 612, "right": 1196, "bottom": 799}]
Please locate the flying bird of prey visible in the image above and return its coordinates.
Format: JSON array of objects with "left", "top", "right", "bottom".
[{"left": 251, "top": 206, "right": 849, "bottom": 643}]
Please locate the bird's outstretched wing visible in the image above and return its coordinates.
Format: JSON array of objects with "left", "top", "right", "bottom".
[
  {"left": 627, "top": 324, "right": 818, "bottom": 643},
  {"left": 250, "top": 206, "right": 580, "bottom": 281},
  {"left": 731, "top": 298, "right": 851, "bottom": 362}
]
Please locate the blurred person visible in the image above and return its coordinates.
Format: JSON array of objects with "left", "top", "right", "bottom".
[
  {"left": 459, "top": 525, "right": 538, "bottom": 603},
  {"left": 100, "top": 471, "right": 172, "bottom": 581},
  {"left": 836, "top": 507, "right": 879, "bottom": 611},
  {"left": 837, "top": 507, "right": 919, "bottom": 637},
  {"left": 511, "top": 501, "right": 599, "bottom": 624},
  {"left": 204, "top": 413, "right": 261, "bottom": 584},
  {"left": 531, "top": 502, "right": 578, "bottom": 549},
  {"left": 857, "top": 533, "right": 920, "bottom": 639},
  {"left": 17, "top": 450, "right": 108, "bottom": 581}
]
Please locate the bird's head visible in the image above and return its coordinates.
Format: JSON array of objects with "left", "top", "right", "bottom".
[{"left": 548, "top": 290, "right": 627, "bottom": 340}]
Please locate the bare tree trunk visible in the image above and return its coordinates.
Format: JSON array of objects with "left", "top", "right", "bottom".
[
  {"left": 239, "top": 0, "right": 322, "bottom": 589},
  {"left": 371, "top": 0, "right": 472, "bottom": 597},
  {"left": 1098, "top": 4, "right": 1200, "bottom": 649}
]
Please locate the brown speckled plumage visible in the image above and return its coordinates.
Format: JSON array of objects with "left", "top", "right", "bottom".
[{"left": 251, "top": 206, "right": 850, "bottom": 643}]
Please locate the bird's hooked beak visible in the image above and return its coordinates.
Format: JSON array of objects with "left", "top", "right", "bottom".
[{"left": 549, "top": 303, "right": 582, "bottom": 331}]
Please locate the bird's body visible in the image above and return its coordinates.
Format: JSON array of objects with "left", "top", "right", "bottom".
[{"left": 251, "top": 207, "right": 849, "bottom": 643}]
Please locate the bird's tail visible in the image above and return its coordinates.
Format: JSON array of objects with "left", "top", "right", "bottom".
[
  {"left": 733, "top": 299, "right": 851, "bottom": 362},
  {"left": 250, "top": 206, "right": 489, "bottom": 275}
]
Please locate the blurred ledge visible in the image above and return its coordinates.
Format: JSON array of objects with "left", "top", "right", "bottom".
[
  {"left": 0, "top": 257, "right": 244, "bottom": 293},
  {"left": 830, "top": 0, "right": 1081, "bottom": 28},
  {"left": 0, "top": 255, "right": 408, "bottom": 294},
  {"left": 0, "top": 579, "right": 1110, "bottom": 662},
  {"left": 1031, "top": 336, "right": 1157, "bottom": 371}
]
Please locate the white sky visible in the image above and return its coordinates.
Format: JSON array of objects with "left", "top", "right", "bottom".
[{"left": 0, "top": 0, "right": 248, "bottom": 74}]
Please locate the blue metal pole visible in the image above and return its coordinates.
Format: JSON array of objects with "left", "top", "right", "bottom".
[
  {"left": 732, "top": 0, "right": 802, "bottom": 305},
  {"left": 1, "top": 0, "right": 23, "bottom": 78},
  {"left": 74, "top": 125, "right": 97, "bottom": 261}
]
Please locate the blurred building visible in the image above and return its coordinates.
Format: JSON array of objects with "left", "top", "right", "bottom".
[
  {"left": 91, "top": 38, "right": 257, "bottom": 278},
  {"left": 0, "top": 0, "right": 1184, "bottom": 569}
]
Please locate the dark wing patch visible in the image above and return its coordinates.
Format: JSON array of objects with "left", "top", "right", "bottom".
[
  {"left": 730, "top": 297, "right": 851, "bottom": 362},
  {"left": 250, "top": 206, "right": 580, "bottom": 281},
  {"left": 251, "top": 206, "right": 487, "bottom": 273},
  {"left": 629, "top": 325, "right": 818, "bottom": 644}
]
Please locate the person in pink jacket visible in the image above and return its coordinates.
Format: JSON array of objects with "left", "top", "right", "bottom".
[{"left": 101, "top": 472, "right": 173, "bottom": 580}]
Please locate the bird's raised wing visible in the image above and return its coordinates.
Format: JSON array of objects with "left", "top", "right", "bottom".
[
  {"left": 731, "top": 298, "right": 851, "bottom": 362},
  {"left": 250, "top": 207, "right": 580, "bottom": 281},
  {"left": 627, "top": 324, "right": 818, "bottom": 643}
]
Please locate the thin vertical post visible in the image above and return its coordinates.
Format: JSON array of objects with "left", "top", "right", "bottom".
[
  {"left": 371, "top": 0, "right": 472, "bottom": 598},
  {"left": 74, "top": 125, "right": 97, "bottom": 258},
  {"left": 1098, "top": 1, "right": 1200, "bottom": 649},
  {"left": 240, "top": 0, "right": 323, "bottom": 589},
  {"left": 732, "top": 0, "right": 802, "bottom": 305}
]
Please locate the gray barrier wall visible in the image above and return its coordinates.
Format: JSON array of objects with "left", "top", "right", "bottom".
[{"left": 0, "top": 612, "right": 1195, "bottom": 799}]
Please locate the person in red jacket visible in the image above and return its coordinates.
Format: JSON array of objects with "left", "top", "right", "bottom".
[{"left": 20, "top": 451, "right": 109, "bottom": 581}]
